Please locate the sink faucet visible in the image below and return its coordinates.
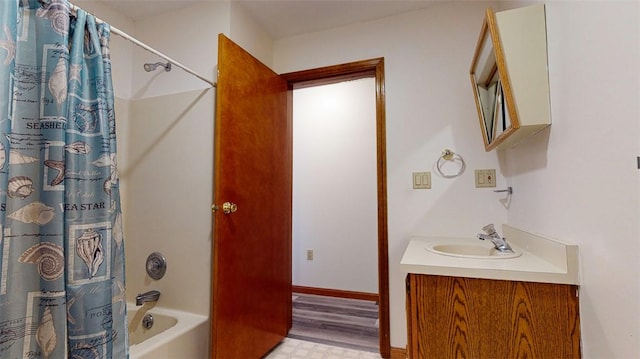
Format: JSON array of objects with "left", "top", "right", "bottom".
[
  {"left": 477, "top": 224, "right": 514, "bottom": 253},
  {"left": 136, "top": 290, "right": 161, "bottom": 306}
]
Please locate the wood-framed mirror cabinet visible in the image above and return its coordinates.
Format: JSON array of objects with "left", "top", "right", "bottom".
[{"left": 469, "top": 5, "right": 551, "bottom": 151}]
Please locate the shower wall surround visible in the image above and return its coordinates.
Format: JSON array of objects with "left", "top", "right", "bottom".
[
  {"left": 78, "top": 0, "right": 274, "bottom": 349},
  {"left": 58, "top": 2, "right": 295, "bottom": 359},
  {"left": 123, "top": 89, "right": 214, "bottom": 316}
]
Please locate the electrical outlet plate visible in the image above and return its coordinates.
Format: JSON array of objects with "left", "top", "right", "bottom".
[
  {"left": 475, "top": 169, "right": 496, "bottom": 188},
  {"left": 413, "top": 172, "right": 431, "bottom": 189},
  {"left": 306, "top": 249, "right": 313, "bottom": 261}
]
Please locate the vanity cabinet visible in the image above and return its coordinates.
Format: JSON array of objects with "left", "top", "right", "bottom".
[
  {"left": 470, "top": 4, "right": 551, "bottom": 151},
  {"left": 406, "top": 274, "right": 581, "bottom": 358}
]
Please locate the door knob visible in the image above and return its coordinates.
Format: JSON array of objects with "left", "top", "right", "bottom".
[{"left": 212, "top": 202, "right": 237, "bottom": 214}]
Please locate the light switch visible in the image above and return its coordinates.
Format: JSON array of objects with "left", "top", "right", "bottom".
[
  {"left": 413, "top": 172, "right": 431, "bottom": 189},
  {"left": 306, "top": 249, "right": 313, "bottom": 261},
  {"left": 475, "top": 169, "right": 496, "bottom": 188}
]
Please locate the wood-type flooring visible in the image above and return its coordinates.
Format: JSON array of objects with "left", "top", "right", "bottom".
[{"left": 288, "top": 293, "right": 379, "bottom": 353}]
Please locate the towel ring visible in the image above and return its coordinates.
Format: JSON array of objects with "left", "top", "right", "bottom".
[{"left": 435, "top": 148, "right": 466, "bottom": 178}]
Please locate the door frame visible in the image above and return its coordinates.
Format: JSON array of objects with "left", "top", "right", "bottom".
[{"left": 281, "top": 58, "right": 390, "bottom": 358}]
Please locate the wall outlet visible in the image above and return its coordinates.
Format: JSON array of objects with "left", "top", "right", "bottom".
[
  {"left": 475, "top": 169, "right": 496, "bottom": 188},
  {"left": 412, "top": 171, "right": 431, "bottom": 189},
  {"left": 306, "top": 249, "right": 313, "bottom": 261}
]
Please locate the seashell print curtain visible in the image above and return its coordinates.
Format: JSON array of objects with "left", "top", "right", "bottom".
[{"left": 0, "top": 0, "right": 127, "bottom": 358}]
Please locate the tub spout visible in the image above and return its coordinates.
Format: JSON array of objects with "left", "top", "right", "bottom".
[{"left": 136, "top": 290, "right": 161, "bottom": 306}]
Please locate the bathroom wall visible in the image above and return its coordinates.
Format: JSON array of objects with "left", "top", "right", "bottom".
[
  {"left": 122, "top": 1, "right": 274, "bottom": 317},
  {"left": 500, "top": 1, "right": 640, "bottom": 357},
  {"left": 129, "top": 2, "right": 272, "bottom": 100},
  {"left": 78, "top": 0, "right": 217, "bottom": 330},
  {"left": 78, "top": 0, "right": 274, "bottom": 321},
  {"left": 274, "top": 0, "right": 506, "bottom": 348},
  {"left": 73, "top": 0, "right": 134, "bottom": 98},
  {"left": 75, "top": 0, "right": 640, "bottom": 356},
  {"left": 230, "top": 2, "right": 274, "bottom": 68},
  {"left": 131, "top": 2, "right": 229, "bottom": 99},
  {"left": 292, "top": 78, "right": 378, "bottom": 293},
  {"left": 73, "top": 0, "right": 134, "bottom": 216},
  {"left": 119, "top": 2, "right": 228, "bottom": 318},
  {"left": 275, "top": 0, "right": 640, "bottom": 356}
]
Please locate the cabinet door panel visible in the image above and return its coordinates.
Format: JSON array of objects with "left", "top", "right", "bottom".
[{"left": 407, "top": 274, "right": 581, "bottom": 359}]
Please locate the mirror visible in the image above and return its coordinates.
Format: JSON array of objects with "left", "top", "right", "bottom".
[
  {"left": 469, "top": 5, "right": 551, "bottom": 151},
  {"left": 469, "top": 9, "right": 518, "bottom": 150}
]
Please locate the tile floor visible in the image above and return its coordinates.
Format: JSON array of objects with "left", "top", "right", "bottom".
[{"left": 266, "top": 338, "right": 382, "bottom": 359}]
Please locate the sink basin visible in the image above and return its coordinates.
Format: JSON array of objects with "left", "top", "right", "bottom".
[{"left": 425, "top": 242, "right": 521, "bottom": 259}]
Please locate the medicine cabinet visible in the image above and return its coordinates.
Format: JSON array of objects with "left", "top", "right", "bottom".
[{"left": 469, "top": 4, "right": 551, "bottom": 151}]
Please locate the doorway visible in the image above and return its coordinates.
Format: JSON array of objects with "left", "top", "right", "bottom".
[
  {"left": 282, "top": 58, "right": 390, "bottom": 358},
  {"left": 290, "top": 77, "right": 378, "bottom": 352},
  {"left": 211, "top": 36, "right": 388, "bottom": 357}
]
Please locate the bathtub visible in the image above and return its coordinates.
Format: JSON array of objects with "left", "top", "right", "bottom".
[{"left": 127, "top": 303, "right": 209, "bottom": 359}]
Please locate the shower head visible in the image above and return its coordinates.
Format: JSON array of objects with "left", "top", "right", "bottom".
[{"left": 143, "top": 62, "right": 171, "bottom": 72}]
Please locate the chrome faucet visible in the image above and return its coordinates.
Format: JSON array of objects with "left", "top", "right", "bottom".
[
  {"left": 136, "top": 290, "right": 161, "bottom": 306},
  {"left": 477, "top": 224, "right": 514, "bottom": 253}
]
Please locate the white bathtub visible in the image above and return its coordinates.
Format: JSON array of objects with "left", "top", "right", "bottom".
[{"left": 127, "top": 303, "right": 209, "bottom": 359}]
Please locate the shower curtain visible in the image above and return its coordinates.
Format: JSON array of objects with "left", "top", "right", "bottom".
[{"left": 0, "top": 0, "right": 127, "bottom": 358}]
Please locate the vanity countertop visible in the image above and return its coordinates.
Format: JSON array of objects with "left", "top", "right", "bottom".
[{"left": 400, "top": 225, "right": 579, "bottom": 285}]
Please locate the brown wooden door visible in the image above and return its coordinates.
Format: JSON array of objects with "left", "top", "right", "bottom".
[{"left": 211, "top": 34, "right": 291, "bottom": 359}]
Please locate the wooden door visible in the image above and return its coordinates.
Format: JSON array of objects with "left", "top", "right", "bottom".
[{"left": 211, "top": 34, "right": 291, "bottom": 359}]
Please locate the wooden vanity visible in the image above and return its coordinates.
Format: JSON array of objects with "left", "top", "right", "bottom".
[
  {"left": 405, "top": 274, "right": 581, "bottom": 358},
  {"left": 401, "top": 225, "right": 581, "bottom": 358}
]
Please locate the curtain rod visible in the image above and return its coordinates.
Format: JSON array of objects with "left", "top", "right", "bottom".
[{"left": 69, "top": 3, "right": 216, "bottom": 88}]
